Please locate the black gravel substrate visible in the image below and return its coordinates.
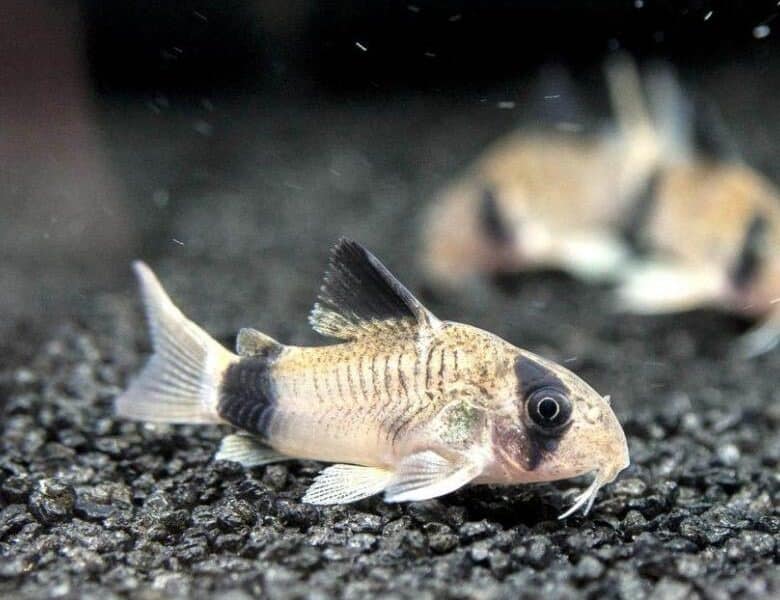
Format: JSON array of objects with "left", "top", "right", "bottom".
[{"left": 2, "top": 69, "right": 780, "bottom": 598}]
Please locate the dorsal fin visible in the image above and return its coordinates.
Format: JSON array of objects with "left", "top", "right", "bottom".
[
  {"left": 309, "top": 239, "right": 439, "bottom": 340},
  {"left": 236, "top": 328, "right": 281, "bottom": 357}
]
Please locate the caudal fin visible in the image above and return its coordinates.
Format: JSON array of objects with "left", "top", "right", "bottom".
[{"left": 115, "top": 262, "right": 237, "bottom": 424}]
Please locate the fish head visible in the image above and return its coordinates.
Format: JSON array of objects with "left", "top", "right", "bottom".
[{"left": 490, "top": 349, "right": 629, "bottom": 514}]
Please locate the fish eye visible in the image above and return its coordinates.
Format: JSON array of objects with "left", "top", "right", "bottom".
[{"left": 526, "top": 387, "right": 572, "bottom": 432}]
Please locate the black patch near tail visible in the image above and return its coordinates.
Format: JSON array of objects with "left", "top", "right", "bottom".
[
  {"left": 479, "top": 187, "right": 513, "bottom": 245},
  {"left": 218, "top": 352, "right": 280, "bottom": 439},
  {"left": 730, "top": 213, "right": 768, "bottom": 290}
]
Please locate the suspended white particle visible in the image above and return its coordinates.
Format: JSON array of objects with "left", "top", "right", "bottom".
[{"left": 753, "top": 24, "right": 771, "bottom": 39}]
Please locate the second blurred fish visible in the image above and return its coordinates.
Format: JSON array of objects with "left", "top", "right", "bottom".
[
  {"left": 422, "top": 55, "right": 671, "bottom": 287},
  {"left": 422, "top": 55, "right": 780, "bottom": 356}
]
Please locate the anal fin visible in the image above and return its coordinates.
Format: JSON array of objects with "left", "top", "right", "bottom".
[
  {"left": 215, "top": 433, "right": 290, "bottom": 467},
  {"left": 302, "top": 464, "right": 395, "bottom": 505},
  {"left": 383, "top": 451, "right": 482, "bottom": 503},
  {"left": 735, "top": 318, "right": 780, "bottom": 358}
]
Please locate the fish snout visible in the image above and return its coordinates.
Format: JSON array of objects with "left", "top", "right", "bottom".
[
  {"left": 564, "top": 392, "right": 630, "bottom": 484},
  {"left": 591, "top": 407, "right": 630, "bottom": 484}
]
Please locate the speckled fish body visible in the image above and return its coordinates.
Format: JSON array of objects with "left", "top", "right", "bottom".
[
  {"left": 115, "top": 239, "right": 629, "bottom": 515},
  {"left": 228, "top": 323, "right": 623, "bottom": 488}
]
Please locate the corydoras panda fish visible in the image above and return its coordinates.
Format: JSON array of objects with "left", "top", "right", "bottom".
[
  {"left": 422, "top": 55, "right": 665, "bottom": 288},
  {"left": 615, "top": 161, "right": 780, "bottom": 357},
  {"left": 422, "top": 54, "right": 780, "bottom": 356},
  {"left": 115, "top": 239, "right": 629, "bottom": 517}
]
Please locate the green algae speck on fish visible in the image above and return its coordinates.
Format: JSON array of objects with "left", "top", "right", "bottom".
[{"left": 115, "top": 239, "right": 629, "bottom": 517}]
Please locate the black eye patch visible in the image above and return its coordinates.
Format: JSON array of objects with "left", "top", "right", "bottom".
[
  {"left": 514, "top": 355, "right": 565, "bottom": 399},
  {"left": 514, "top": 356, "right": 572, "bottom": 469},
  {"left": 478, "top": 186, "right": 513, "bottom": 245},
  {"left": 730, "top": 212, "right": 768, "bottom": 290}
]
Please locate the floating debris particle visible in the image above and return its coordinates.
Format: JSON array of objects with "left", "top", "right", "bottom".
[{"left": 753, "top": 24, "right": 771, "bottom": 39}]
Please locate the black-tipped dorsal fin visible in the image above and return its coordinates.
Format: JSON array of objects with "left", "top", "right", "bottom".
[{"left": 309, "top": 239, "right": 439, "bottom": 340}]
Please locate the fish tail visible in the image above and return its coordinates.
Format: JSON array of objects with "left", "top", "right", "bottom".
[{"left": 115, "top": 261, "right": 237, "bottom": 424}]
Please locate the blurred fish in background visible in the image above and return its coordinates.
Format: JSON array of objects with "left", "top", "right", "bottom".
[
  {"left": 422, "top": 53, "right": 780, "bottom": 357},
  {"left": 613, "top": 68, "right": 780, "bottom": 357},
  {"left": 421, "top": 55, "right": 664, "bottom": 287}
]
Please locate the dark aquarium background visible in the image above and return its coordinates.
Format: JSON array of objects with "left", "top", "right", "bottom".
[{"left": 1, "top": 2, "right": 778, "bottom": 598}]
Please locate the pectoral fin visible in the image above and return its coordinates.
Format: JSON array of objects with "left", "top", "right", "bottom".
[
  {"left": 555, "top": 231, "right": 630, "bottom": 283},
  {"left": 215, "top": 433, "right": 290, "bottom": 467},
  {"left": 302, "top": 464, "right": 395, "bottom": 505},
  {"left": 735, "top": 319, "right": 780, "bottom": 358},
  {"left": 383, "top": 451, "right": 483, "bottom": 503}
]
